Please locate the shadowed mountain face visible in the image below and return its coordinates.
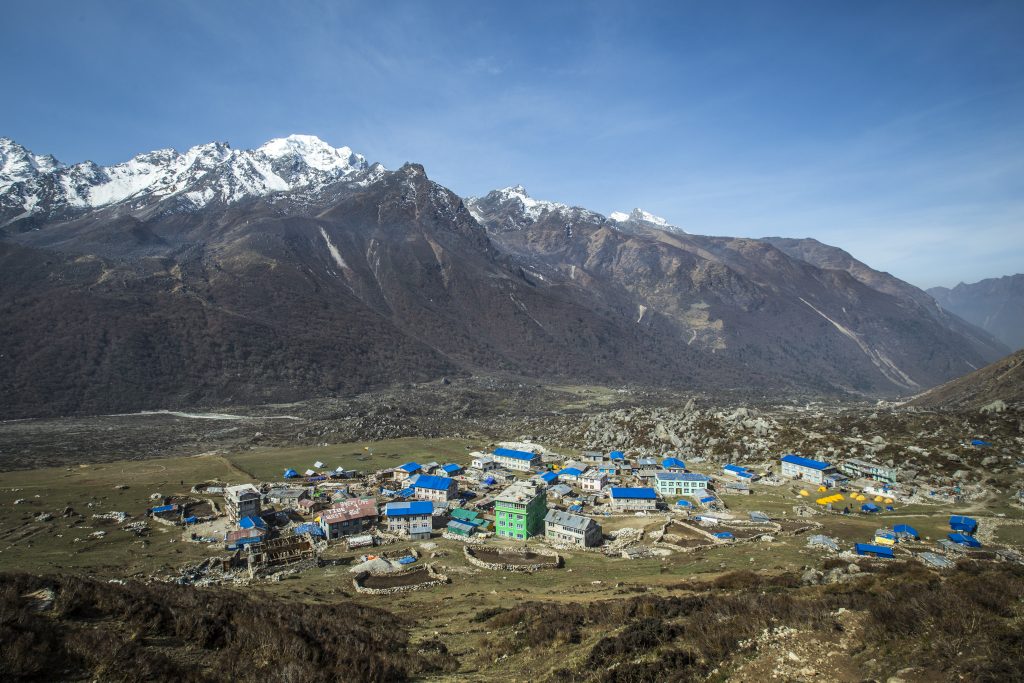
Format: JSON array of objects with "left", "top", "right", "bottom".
[
  {"left": 0, "top": 137, "right": 1010, "bottom": 418},
  {"left": 928, "top": 275, "right": 1024, "bottom": 351}
]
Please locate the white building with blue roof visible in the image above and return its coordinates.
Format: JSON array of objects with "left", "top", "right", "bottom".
[
  {"left": 491, "top": 448, "right": 541, "bottom": 472},
  {"left": 409, "top": 474, "right": 458, "bottom": 502},
  {"left": 609, "top": 487, "right": 658, "bottom": 511},
  {"left": 779, "top": 454, "right": 835, "bottom": 485},
  {"left": 654, "top": 472, "right": 710, "bottom": 496},
  {"left": 384, "top": 500, "right": 434, "bottom": 539}
]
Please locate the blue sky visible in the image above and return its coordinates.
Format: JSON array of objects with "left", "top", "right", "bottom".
[{"left": 3, "top": 1, "right": 1022, "bottom": 288}]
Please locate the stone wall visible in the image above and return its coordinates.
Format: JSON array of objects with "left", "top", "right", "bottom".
[
  {"left": 463, "top": 545, "right": 562, "bottom": 572},
  {"left": 351, "top": 563, "right": 450, "bottom": 595}
]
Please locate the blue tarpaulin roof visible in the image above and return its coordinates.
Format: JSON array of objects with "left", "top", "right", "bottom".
[
  {"left": 386, "top": 501, "right": 434, "bottom": 516},
  {"left": 283, "top": 468, "right": 299, "bottom": 478},
  {"left": 676, "top": 499, "right": 692, "bottom": 507},
  {"left": 662, "top": 457, "right": 686, "bottom": 469},
  {"left": 861, "top": 503, "right": 880, "bottom": 512},
  {"left": 948, "top": 532, "right": 981, "bottom": 547},
  {"left": 950, "top": 515, "right": 978, "bottom": 534},
  {"left": 713, "top": 532, "right": 734, "bottom": 539},
  {"left": 483, "top": 476, "right": 496, "bottom": 486},
  {"left": 397, "top": 487, "right": 415, "bottom": 498},
  {"left": 610, "top": 487, "right": 657, "bottom": 500},
  {"left": 183, "top": 516, "right": 198, "bottom": 524},
  {"left": 699, "top": 496, "right": 716, "bottom": 503},
  {"left": 397, "top": 555, "right": 417, "bottom": 564},
  {"left": 781, "top": 454, "right": 832, "bottom": 471},
  {"left": 894, "top": 524, "right": 919, "bottom": 539},
  {"left": 293, "top": 523, "right": 325, "bottom": 537},
  {"left": 610, "top": 450, "right": 626, "bottom": 460},
  {"left": 568, "top": 504, "right": 583, "bottom": 512},
  {"left": 150, "top": 504, "right": 177, "bottom": 514},
  {"left": 855, "top": 543, "right": 894, "bottom": 558},
  {"left": 239, "top": 516, "right": 267, "bottom": 530},
  {"left": 493, "top": 448, "right": 537, "bottom": 461},
  {"left": 971, "top": 439, "right": 991, "bottom": 447}
]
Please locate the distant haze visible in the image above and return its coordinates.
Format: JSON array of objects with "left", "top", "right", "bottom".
[{"left": 2, "top": 1, "right": 1022, "bottom": 288}]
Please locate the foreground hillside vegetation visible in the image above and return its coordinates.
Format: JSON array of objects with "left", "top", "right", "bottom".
[{"left": 2, "top": 563, "right": 1021, "bottom": 682}]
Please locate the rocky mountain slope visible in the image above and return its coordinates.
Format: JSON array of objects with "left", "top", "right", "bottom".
[
  {"left": 0, "top": 136, "right": 1009, "bottom": 418},
  {"left": 928, "top": 274, "right": 1024, "bottom": 351},
  {"left": 909, "top": 348, "right": 1024, "bottom": 410}
]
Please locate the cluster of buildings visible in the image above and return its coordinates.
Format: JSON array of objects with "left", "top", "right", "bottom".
[{"left": 213, "top": 446, "right": 740, "bottom": 552}]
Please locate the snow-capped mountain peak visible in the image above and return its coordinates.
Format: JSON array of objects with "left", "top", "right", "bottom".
[
  {"left": 0, "top": 135, "right": 379, "bottom": 223},
  {"left": 0, "top": 137, "right": 63, "bottom": 191},
  {"left": 256, "top": 134, "right": 366, "bottom": 173},
  {"left": 466, "top": 185, "right": 604, "bottom": 228},
  {"left": 609, "top": 207, "right": 685, "bottom": 234}
]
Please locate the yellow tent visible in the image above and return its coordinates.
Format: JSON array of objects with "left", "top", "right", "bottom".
[
  {"left": 884, "top": 498, "right": 894, "bottom": 505},
  {"left": 817, "top": 486, "right": 828, "bottom": 492},
  {"left": 874, "top": 496, "right": 884, "bottom": 503},
  {"left": 799, "top": 490, "right": 809, "bottom": 497}
]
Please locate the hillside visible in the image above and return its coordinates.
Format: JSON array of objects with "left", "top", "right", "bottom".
[{"left": 909, "top": 348, "right": 1024, "bottom": 410}]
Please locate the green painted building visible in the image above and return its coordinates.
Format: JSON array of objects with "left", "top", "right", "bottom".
[{"left": 493, "top": 481, "right": 546, "bottom": 540}]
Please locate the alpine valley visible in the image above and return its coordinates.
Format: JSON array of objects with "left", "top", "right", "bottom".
[{"left": 0, "top": 135, "right": 1010, "bottom": 419}]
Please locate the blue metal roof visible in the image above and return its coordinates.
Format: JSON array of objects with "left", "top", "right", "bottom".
[
  {"left": 397, "top": 487, "right": 415, "bottom": 498},
  {"left": 781, "top": 454, "right": 831, "bottom": 471},
  {"left": 609, "top": 451, "right": 626, "bottom": 460},
  {"left": 386, "top": 501, "right": 434, "bottom": 516},
  {"left": 539, "top": 471, "right": 558, "bottom": 483},
  {"left": 411, "top": 475, "right": 453, "bottom": 491},
  {"left": 560, "top": 467, "right": 583, "bottom": 477},
  {"left": 441, "top": 463, "right": 462, "bottom": 473},
  {"left": 398, "top": 462, "right": 422, "bottom": 473},
  {"left": 723, "top": 464, "right": 754, "bottom": 478},
  {"left": 610, "top": 487, "right": 657, "bottom": 500},
  {"left": 662, "top": 457, "right": 686, "bottom": 469},
  {"left": 493, "top": 448, "right": 537, "bottom": 461},
  {"left": 855, "top": 543, "right": 894, "bottom": 558},
  {"left": 655, "top": 472, "right": 709, "bottom": 482}
]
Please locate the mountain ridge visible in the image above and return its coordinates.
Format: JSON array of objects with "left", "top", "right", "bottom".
[{"left": 0, "top": 134, "right": 1011, "bottom": 418}]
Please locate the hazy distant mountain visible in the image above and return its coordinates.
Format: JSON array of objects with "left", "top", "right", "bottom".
[
  {"left": 928, "top": 275, "right": 1024, "bottom": 351},
  {"left": 0, "top": 136, "right": 1010, "bottom": 417}
]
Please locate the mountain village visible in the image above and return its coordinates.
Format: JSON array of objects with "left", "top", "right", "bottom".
[{"left": 111, "top": 438, "right": 1009, "bottom": 590}]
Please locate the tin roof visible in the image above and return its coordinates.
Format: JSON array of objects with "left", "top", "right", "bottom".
[
  {"left": 385, "top": 501, "right": 434, "bottom": 516},
  {"left": 493, "top": 448, "right": 538, "bottom": 461},
  {"left": 610, "top": 487, "right": 657, "bottom": 500},
  {"left": 781, "top": 454, "right": 832, "bottom": 470}
]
